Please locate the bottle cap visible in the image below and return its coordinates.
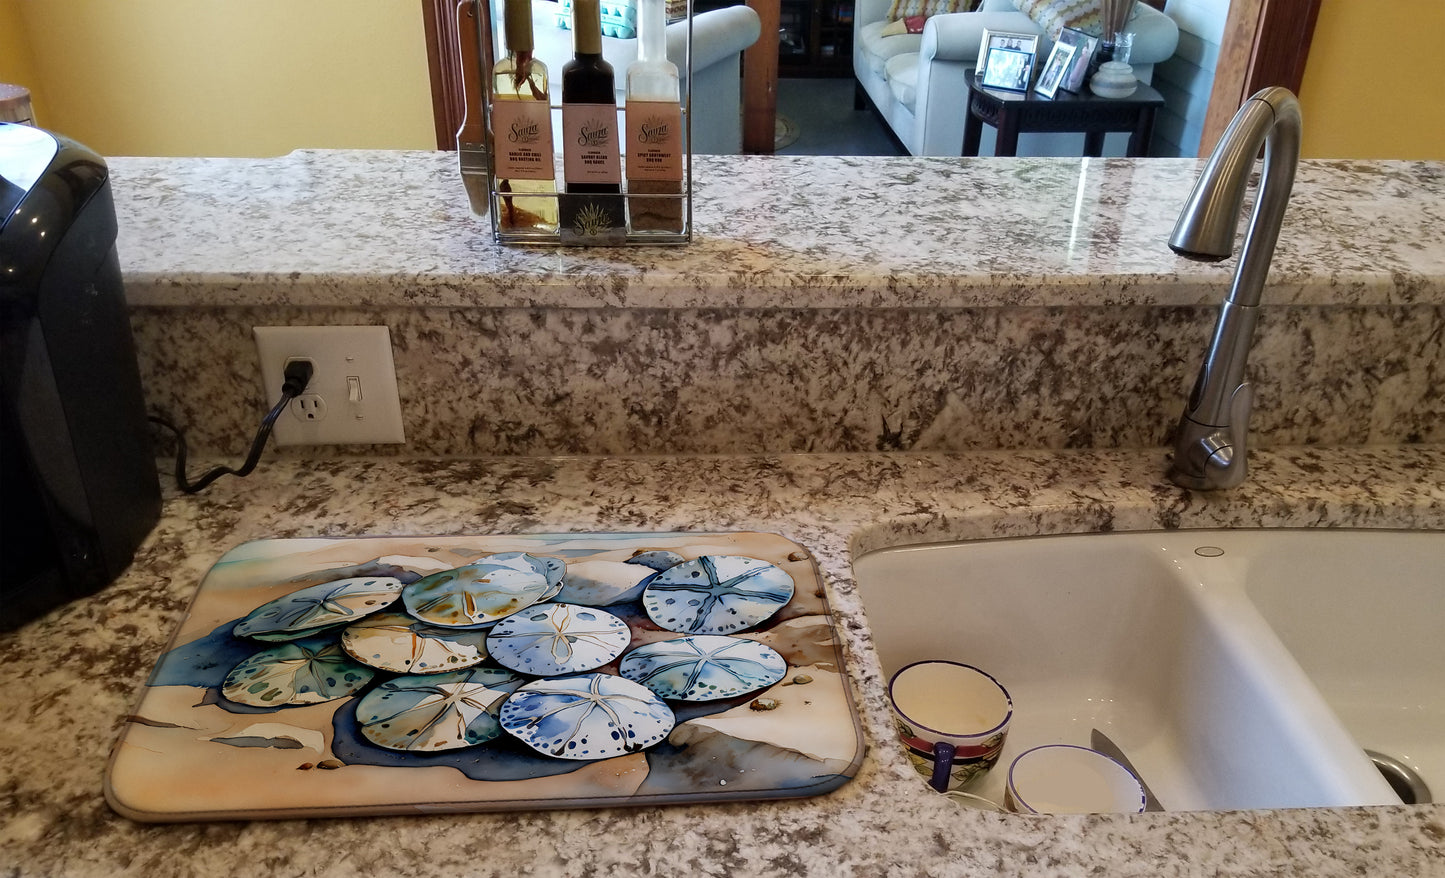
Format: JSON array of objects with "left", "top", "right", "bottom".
[
  {"left": 573, "top": 0, "right": 603, "bottom": 54},
  {"left": 504, "top": 0, "right": 534, "bottom": 53}
]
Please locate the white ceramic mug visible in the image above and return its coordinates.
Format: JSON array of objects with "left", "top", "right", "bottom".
[
  {"left": 889, "top": 660, "right": 1012, "bottom": 792},
  {"left": 1004, "top": 744, "right": 1147, "bottom": 814}
]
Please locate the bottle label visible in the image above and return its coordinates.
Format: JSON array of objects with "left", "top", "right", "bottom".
[
  {"left": 491, "top": 100, "right": 555, "bottom": 181},
  {"left": 562, "top": 103, "right": 622, "bottom": 185},
  {"left": 624, "top": 100, "right": 683, "bottom": 182}
]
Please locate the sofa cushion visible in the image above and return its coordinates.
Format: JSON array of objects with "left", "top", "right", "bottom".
[
  {"left": 885, "top": 53, "right": 919, "bottom": 111},
  {"left": 887, "top": 0, "right": 962, "bottom": 19},
  {"left": 860, "top": 21, "right": 923, "bottom": 78},
  {"left": 880, "top": 15, "right": 930, "bottom": 35},
  {"left": 1011, "top": 0, "right": 1101, "bottom": 37}
]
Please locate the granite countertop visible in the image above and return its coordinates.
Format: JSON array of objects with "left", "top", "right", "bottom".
[
  {"left": 111, "top": 152, "right": 1445, "bottom": 309},
  {"left": 4, "top": 150, "right": 1441, "bottom": 874},
  {"left": 2, "top": 448, "right": 1443, "bottom": 877}
]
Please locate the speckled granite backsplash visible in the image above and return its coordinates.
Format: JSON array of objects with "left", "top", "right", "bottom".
[
  {"left": 130, "top": 304, "right": 1444, "bottom": 457},
  {"left": 111, "top": 152, "right": 1445, "bottom": 458}
]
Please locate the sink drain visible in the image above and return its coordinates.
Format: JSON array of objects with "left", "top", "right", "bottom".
[{"left": 1366, "top": 750, "right": 1431, "bottom": 804}]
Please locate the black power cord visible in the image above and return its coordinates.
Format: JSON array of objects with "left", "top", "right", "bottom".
[{"left": 149, "top": 359, "right": 314, "bottom": 495}]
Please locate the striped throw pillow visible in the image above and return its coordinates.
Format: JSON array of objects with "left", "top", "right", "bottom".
[
  {"left": 1012, "top": 0, "right": 1102, "bottom": 37},
  {"left": 886, "top": 0, "right": 961, "bottom": 23}
]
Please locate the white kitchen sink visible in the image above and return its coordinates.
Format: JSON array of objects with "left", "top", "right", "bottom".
[
  {"left": 852, "top": 529, "right": 1443, "bottom": 811},
  {"left": 1241, "top": 531, "right": 1443, "bottom": 805}
]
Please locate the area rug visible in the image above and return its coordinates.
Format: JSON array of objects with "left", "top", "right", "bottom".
[{"left": 775, "top": 114, "right": 801, "bottom": 151}]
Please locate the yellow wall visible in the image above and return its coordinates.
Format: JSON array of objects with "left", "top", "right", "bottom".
[
  {"left": 0, "top": 0, "right": 435, "bottom": 157},
  {"left": 1300, "top": 0, "right": 1445, "bottom": 160},
  {"left": 1, "top": 0, "right": 46, "bottom": 121}
]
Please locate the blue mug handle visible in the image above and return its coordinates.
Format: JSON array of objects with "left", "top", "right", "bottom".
[{"left": 929, "top": 741, "right": 957, "bottom": 792}]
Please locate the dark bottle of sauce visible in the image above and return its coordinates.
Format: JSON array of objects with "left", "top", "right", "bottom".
[{"left": 561, "top": 0, "right": 622, "bottom": 197}]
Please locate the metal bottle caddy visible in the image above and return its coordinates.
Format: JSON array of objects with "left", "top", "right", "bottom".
[{"left": 461, "top": 0, "right": 693, "bottom": 245}]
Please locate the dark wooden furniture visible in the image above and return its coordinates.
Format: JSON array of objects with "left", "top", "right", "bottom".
[
  {"left": 779, "top": 0, "right": 853, "bottom": 76},
  {"left": 961, "top": 70, "right": 1165, "bottom": 158}
]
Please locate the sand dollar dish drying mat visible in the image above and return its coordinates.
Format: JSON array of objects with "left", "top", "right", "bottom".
[{"left": 105, "top": 532, "right": 864, "bottom": 821}]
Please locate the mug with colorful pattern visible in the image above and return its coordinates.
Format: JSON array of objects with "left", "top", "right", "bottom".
[{"left": 889, "top": 660, "right": 1013, "bottom": 792}]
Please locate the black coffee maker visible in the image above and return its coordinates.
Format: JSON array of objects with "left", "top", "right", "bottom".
[{"left": 1, "top": 123, "right": 161, "bottom": 631}]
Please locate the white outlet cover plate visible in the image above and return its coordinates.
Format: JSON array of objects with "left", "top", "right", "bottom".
[{"left": 253, "top": 326, "right": 406, "bottom": 446}]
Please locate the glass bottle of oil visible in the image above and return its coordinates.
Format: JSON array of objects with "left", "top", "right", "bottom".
[{"left": 491, "top": 0, "right": 558, "bottom": 232}]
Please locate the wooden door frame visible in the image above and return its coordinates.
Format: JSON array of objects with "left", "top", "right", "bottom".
[
  {"left": 424, "top": 0, "right": 466, "bottom": 149},
  {"left": 741, "top": 0, "right": 778, "bottom": 154},
  {"left": 1200, "top": 0, "right": 1321, "bottom": 154}
]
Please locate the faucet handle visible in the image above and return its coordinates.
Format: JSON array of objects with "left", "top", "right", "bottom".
[
  {"left": 1227, "top": 382, "right": 1254, "bottom": 450},
  {"left": 1208, "top": 383, "right": 1254, "bottom": 489},
  {"left": 1169, "top": 382, "right": 1255, "bottom": 490}
]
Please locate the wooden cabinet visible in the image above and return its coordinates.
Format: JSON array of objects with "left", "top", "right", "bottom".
[
  {"left": 693, "top": 0, "right": 853, "bottom": 77},
  {"left": 779, "top": 0, "right": 853, "bottom": 76}
]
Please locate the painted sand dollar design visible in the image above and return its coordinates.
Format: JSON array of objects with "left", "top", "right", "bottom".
[
  {"left": 499, "top": 673, "right": 676, "bottom": 760},
  {"left": 488, "top": 551, "right": 567, "bottom": 601},
  {"left": 222, "top": 637, "right": 376, "bottom": 707},
  {"left": 619, "top": 635, "right": 788, "bottom": 701},
  {"left": 233, "top": 576, "right": 404, "bottom": 640},
  {"left": 486, "top": 603, "right": 631, "bottom": 676},
  {"left": 341, "top": 612, "right": 489, "bottom": 674},
  {"left": 642, "top": 555, "right": 795, "bottom": 635},
  {"left": 401, "top": 554, "right": 556, "bottom": 628},
  {"left": 356, "top": 667, "right": 527, "bottom": 752}
]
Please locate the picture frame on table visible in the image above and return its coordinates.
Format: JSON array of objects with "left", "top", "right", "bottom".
[
  {"left": 1056, "top": 26, "right": 1099, "bottom": 93},
  {"left": 1034, "top": 42, "right": 1076, "bottom": 98},
  {"left": 977, "top": 31, "right": 1039, "bottom": 92}
]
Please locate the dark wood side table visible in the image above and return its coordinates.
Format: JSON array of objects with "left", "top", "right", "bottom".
[{"left": 961, "top": 69, "right": 1165, "bottom": 158}]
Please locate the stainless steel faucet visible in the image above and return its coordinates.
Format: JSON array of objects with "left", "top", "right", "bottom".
[{"left": 1167, "top": 87, "right": 1301, "bottom": 490}]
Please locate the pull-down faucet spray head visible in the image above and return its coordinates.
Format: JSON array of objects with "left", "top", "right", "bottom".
[{"left": 1169, "top": 96, "right": 1282, "bottom": 262}]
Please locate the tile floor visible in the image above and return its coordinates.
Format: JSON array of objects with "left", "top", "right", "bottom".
[{"left": 774, "top": 77, "right": 905, "bottom": 156}]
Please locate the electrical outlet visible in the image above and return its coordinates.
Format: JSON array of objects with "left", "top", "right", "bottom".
[
  {"left": 253, "top": 326, "right": 406, "bottom": 446},
  {"left": 292, "top": 393, "right": 327, "bottom": 422}
]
